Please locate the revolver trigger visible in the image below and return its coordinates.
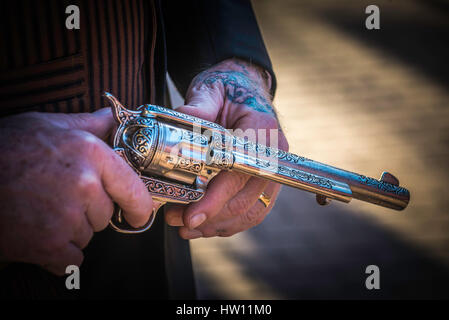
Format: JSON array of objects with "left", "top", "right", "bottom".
[{"left": 380, "top": 172, "right": 399, "bottom": 186}]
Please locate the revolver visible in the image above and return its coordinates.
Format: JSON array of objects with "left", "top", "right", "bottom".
[{"left": 105, "top": 93, "right": 410, "bottom": 234}]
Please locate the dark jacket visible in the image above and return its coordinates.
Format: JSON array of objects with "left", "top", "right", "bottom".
[{"left": 0, "top": 0, "right": 275, "bottom": 299}]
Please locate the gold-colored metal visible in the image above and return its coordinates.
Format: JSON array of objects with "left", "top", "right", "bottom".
[
  {"left": 105, "top": 93, "right": 411, "bottom": 234},
  {"left": 258, "top": 192, "right": 271, "bottom": 208},
  {"left": 109, "top": 206, "right": 158, "bottom": 234}
]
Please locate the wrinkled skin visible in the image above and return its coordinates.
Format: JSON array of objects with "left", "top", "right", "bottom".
[
  {"left": 0, "top": 109, "right": 154, "bottom": 275},
  {"left": 0, "top": 58, "right": 289, "bottom": 275},
  {"left": 165, "top": 58, "right": 289, "bottom": 239}
]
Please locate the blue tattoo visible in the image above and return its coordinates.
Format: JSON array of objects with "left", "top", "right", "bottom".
[{"left": 193, "top": 71, "right": 274, "bottom": 115}]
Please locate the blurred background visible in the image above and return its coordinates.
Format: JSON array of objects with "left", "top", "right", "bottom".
[{"left": 169, "top": 0, "right": 449, "bottom": 299}]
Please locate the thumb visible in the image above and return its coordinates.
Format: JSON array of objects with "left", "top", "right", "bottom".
[
  {"left": 175, "top": 86, "right": 223, "bottom": 122},
  {"left": 53, "top": 108, "right": 115, "bottom": 139}
]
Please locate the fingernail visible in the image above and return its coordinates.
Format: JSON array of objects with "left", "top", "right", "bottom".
[
  {"left": 190, "top": 213, "right": 207, "bottom": 229},
  {"left": 185, "top": 229, "right": 203, "bottom": 239}
]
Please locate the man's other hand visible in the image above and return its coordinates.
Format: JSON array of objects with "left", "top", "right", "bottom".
[{"left": 165, "top": 58, "right": 289, "bottom": 239}]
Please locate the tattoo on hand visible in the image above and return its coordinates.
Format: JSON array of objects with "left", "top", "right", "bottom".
[{"left": 192, "top": 70, "right": 274, "bottom": 115}]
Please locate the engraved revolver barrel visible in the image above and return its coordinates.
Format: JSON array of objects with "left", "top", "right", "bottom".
[
  {"left": 207, "top": 133, "right": 410, "bottom": 211},
  {"left": 105, "top": 93, "right": 410, "bottom": 233}
]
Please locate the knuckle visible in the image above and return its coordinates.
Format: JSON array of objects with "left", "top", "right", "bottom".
[
  {"left": 67, "top": 130, "right": 101, "bottom": 153},
  {"left": 201, "top": 227, "right": 218, "bottom": 238},
  {"left": 241, "top": 208, "right": 264, "bottom": 226},
  {"left": 222, "top": 172, "right": 248, "bottom": 193},
  {"left": 179, "top": 228, "right": 194, "bottom": 240},
  {"left": 68, "top": 129, "right": 94, "bottom": 144},
  {"left": 236, "top": 172, "right": 249, "bottom": 186},
  {"left": 227, "top": 197, "right": 250, "bottom": 217},
  {"left": 74, "top": 113, "right": 94, "bottom": 124},
  {"left": 217, "top": 229, "right": 234, "bottom": 237},
  {"left": 76, "top": 169, "right": 100, "bottom": 194},
  {"left": 220, "top": 177, "right": 236, "bottom": 193}
]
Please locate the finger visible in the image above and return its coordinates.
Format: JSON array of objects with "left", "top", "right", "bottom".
[
  {"left": 221, "top": 177, "right": 268, "bottom": 220},
  {"left": 48, "top": 108, "right": 115, "bottom": 140},
  {"left": 178, "top": 82, "right": 223, "bottom": 121},
  {"left": 165, "top": 204, "right": 185, "bottom": 226},
  {"left": 181, "top": 205, "right": 261, "bottom": 239},
  {"left": 182, "top": 216, "right": 239, "bottom": 239},
  {"left": 175, "top": 104, "right": 218, "bottom": 123},
  {"left": 95, "top": 142, "right": 154, "bottom": 228},
  {"left": 179, "top": 227, "right": 203, "bottom": 240},
  {"left": 71, "top": 214, "right": 94, "bottom": 250},
  {"left": 182, "top": 171, "right": 250, "bottom": 229},
  {"left": 43, "top": 242, "right": 84, "bottom": 276},
  {"left": 179, "top": 217, "right": 237, "bottom": 239},
  {"left": 85, "top": 180, "right": 115, "bottom": 232},
  {"left": 89, "top": 108, "right": 115, "bottom": 139},
  {"left": 181, "top": 182, "right": 281, "bottom": 239},
  {"left": 179, "top": 215, "right": 238, "bottom": 239},
  {"left": 180, "top": 177, "right": 268, "bottom": 238},
  {"left": 240, "top": 182, "right": 281, "bottom": 226}
]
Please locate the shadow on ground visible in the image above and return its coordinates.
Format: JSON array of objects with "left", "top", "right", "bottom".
[{"left": 197, "top": 187, "right": 449, "bottom": 299}]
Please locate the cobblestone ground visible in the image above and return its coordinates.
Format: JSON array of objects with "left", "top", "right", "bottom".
[{"left": 186, "top": 0, "right": 449, "bottom": 299}]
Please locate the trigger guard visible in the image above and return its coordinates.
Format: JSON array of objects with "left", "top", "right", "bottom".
[{"left": 109, "top": 202, "right": 163, "bottom": 234}]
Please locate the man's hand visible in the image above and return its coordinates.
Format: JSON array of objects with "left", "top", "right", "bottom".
[
  {"left": 165, "top": 58, "right": 289, "bottom": 239},
  {"left": 0, "top": 109, "right": 154, "bottom": 275}
]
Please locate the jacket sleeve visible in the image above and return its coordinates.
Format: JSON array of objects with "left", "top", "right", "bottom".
[{"left": 160, "top": 0, "right": 276, "bottom": 98}]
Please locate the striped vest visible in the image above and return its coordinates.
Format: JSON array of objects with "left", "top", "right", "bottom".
[{"left": 0, "top": 0, "right": 159, "bottom": 116}]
